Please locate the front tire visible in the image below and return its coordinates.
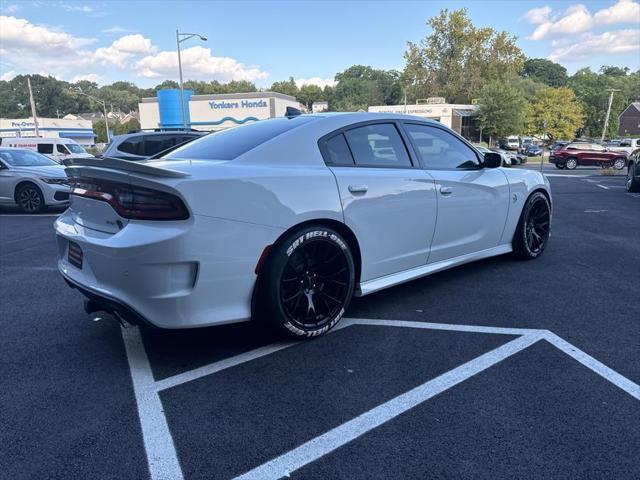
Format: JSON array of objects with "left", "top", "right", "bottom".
[
  {"left": 627, "top": 164, "right": 640, "bottom": 192},
  {"left": 16, "top": 183, "right": 45, "bottom": 214},
  {"left": 258, "top": 226, "right": 355, "bottom": 339},
  {"left": 513, "top": 192, "right": 551, "bottom": 260}
]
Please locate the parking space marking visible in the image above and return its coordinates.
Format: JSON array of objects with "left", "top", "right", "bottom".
[
  {"left": 233, "top": 332, "right": 546, "bottom": 480},
  {"left": 596, "top": 184, "right": 610, "bottom": 190},
  {"left": 122, "top": 327, "right": 184, "bottom": 480},
  {"left": 123, "top": 318, "right": 640, "bottom": 480},
  {"left": 544, "top": 332, "right": 640, "bottom": 401}
]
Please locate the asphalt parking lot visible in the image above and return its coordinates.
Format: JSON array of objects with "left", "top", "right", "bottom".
[{"left": 1, "top": 167, "right": 639, "bottom": 480}]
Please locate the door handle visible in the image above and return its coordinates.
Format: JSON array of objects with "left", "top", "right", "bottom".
[
  {"left": 348, "top": 184, "right": 368, "bottom": 194},
  {"left": 439, "top": 186, "right": 453, "bottom": 196}
]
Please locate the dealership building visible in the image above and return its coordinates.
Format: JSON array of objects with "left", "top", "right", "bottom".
[
  {"left": 139, "top": 90, "right": 302, "bottom": 131},
  {"left": 368, "top": 101, "right": 479, "bottom": 140},
  {"left": 0, "top": 117, "right": 95, "bottom": 146}
]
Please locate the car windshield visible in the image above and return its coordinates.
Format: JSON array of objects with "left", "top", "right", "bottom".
[
  {"left": 0, "top": 149, "right": 58, "bottom": 166},
  {"left": 164, "top": 116, "right": 318, "bottom": 161},
  {"left": 66, "top": 143, "right": 88, "bottom": 154}
]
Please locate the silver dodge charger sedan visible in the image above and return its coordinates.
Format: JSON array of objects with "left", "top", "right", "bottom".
[{"left": 55, "top": 112, "right": 551, "bottom": 338}]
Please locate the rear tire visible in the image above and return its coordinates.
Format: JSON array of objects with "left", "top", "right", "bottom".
[
  {"left": 513, "top": 192, "right": 551, "bottom": 260},
  {"left": 257, "top": 226, "right": 355, "bottom": 339},
  {"left": 16, "top": 183, "right": 45, "bottom": 214},
  {"left": 627, "top": 164, "right": 640, "bottom": 193}
]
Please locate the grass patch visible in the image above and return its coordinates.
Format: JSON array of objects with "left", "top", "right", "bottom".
[{"left": 600, "top": 167, "right": 616, "bottom": 176}]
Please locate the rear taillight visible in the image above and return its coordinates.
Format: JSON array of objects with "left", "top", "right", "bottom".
[{"left": 70, "top": 178, "right": 189, "bottom": 221}]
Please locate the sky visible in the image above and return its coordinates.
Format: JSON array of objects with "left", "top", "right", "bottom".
[{"left": 1, "top": 0, "right": 639, "bottom": 88}]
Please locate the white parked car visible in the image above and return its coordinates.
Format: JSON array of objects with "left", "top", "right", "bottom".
[
  {"left": 0, "top": 148, "right": 70, "bottom": 213},
  {"left": 1, "top": 137, "right": 93, "bottom": 163},
  {"left": 55, "top": 113, "right": 552, "bottom": 338}
]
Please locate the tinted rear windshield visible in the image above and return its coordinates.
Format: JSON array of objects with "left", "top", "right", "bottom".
[{"left": 165, "top": 116, "right": 318, "bottom": 161}]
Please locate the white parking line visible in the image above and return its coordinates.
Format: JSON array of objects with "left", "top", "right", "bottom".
[
  {"left": 122, "top": 318, "right": 640, "bottom": 480},
  {"left": 544, "top": 174, "right": 588, "bottom": 178},
  {"left": 233, "top": 332, "right": 545, "bottom": 480},
  {"left": 597, "top": 184, "right": 610, "bottom": 190},
  {"left": 122, "top": 327, "right": 184, "bottom": 480}
]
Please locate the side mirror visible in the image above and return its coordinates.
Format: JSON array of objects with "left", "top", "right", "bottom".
[{"left": 482, "top": 152, "right": 502, "bottom": 168}]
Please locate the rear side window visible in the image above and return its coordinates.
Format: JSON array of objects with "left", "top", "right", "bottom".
[
  {"left": 141, "top": 135, "right": 182, "bottom": 157},
  {"left": 118, "top": 137, "right": 143, "bottom": 155},
  {"left": 166, "top": 116, "right": 318, "bottom": 161},
  {"left": 343, "top": 123, "right": 412, "bottom": 168},
  {"left": 404, "top": 123, "right": 479, "bottom": 169},
  {"left": 324, "top": 134, "right": 354, "bottom": 165},
  {"left": 37, "top": 143, "right": 53, "bottom": 154}
]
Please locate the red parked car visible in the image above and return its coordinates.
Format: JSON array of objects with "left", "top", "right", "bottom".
[{"left": 550, "top": 142, "right": 627, "bottom": 170}]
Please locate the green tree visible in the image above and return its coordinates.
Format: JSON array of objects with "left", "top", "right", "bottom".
[
  {"left": 569, "top": 67, "right": 640, "bottom": 137},
  {"left": 522, "top": 58, "right": 568, "bottom": 87},
  {"left": 524, "top": 87, "right": 585, "bottom": 141},
  {"left": 297, "top": 84, "right": 324, "bottom": 110},
  {"left": 331, "top": 65, "right": 402, "bottom": 111},
  {"left": 269, "top": 77, "right": 299, "bottom": 98},
  {"left": 403, "top": 8, "right": 524, "bottom": 104},
  {"left": 475, "top": 80, "right": 525, "bottom": 140}
]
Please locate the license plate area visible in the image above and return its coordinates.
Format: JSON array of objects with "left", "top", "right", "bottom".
[{"left": 68, "top": 241, "right": 83, "bottom": 269}]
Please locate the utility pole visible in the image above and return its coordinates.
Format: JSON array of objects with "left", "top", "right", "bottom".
[
  {"left": 601, "top": 89, "right": 620, "bottom": 142},
  {"left": 27, "top": 77, "right": 40, "bottom": 137}
]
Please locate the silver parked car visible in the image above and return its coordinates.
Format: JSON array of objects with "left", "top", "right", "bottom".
[
  {"left": 56, "top": 113, "right": 551, "bottom": 339},
  {"left": 0, "top": 148, "right": 70, "bottom": 213}
]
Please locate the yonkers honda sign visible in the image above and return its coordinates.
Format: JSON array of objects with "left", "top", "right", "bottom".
[{"left": 208, "top": 99, "right": 268, "bottom": 110}]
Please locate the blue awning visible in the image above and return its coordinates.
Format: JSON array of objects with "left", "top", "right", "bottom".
[{"left": 59, "top": 131, "right": 96, "bottom": 138}]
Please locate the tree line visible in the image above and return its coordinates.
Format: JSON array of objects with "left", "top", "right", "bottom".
[{"left": 1, "top": 8, "right": 638, "bottom": 141}]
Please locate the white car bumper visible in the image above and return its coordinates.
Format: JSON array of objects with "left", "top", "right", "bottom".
[{"left": 54, "top": 209, "right": 283, "bottom": 328}]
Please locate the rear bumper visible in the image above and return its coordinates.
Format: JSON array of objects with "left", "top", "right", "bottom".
[
  {"left": 54, "top": 207, "right": 283, "bottom": 329},
  {"left": 61, "top": 272, "right": 156, "bottom": 328}
]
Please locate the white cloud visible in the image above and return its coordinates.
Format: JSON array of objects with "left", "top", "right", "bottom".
[
  {"left": 136, "top": 46, "right": 269, "bottom": 82},
  {"left": 0, "top": 15, "right": 95, "bottom": 54},
  {"left": 93, "top": 34, "right": 155, "bottom": 68},
  {"left": 295, "top": 77, "right": 336, "bottom": 88},
  {"left": 71, "top": 73, "right": 101, "bottom": 83},
  {"left": 1, "top": 70, "right": 18, "bottom": 81},
  {"left": 61, "top": 4, "right": 93, "bottom": 13},
  {"left": 527, "top": 0, "right": 640, "bottom": 40},
  {"left": 523, "top": 6, "right": 552, "bottom": 24},
  {"left": 1, "top": 15, "right": 268, "bottom": 84},
  {"left": 594, "top": 0, "right": 640, "bottom": 24},
  {"left": 102, "top": 26, "right": 131, "bottom": 35},
  {"left": 549, "top": 28, "right": 640, "bottom": 61}
]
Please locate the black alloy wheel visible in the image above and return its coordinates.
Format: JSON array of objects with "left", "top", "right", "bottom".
[
  {"left": 513, "top": 192, "right": 551, "bottom": 260},
  {"left": 17, "top": 184, "right": 45, "bottom": 213},
  {"left": 258, "top": 226, "right": 355, "bottom": 338}
]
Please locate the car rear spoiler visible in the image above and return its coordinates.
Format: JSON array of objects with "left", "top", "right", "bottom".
[{"left": 62, "top": 156, "right": 190, "bottom": 178}]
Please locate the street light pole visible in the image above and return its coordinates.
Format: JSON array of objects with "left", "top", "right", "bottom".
[
  {"left": 176, "top": 30, "right": 207, "bottom": 130},
  {"left": 72, "top": 90, "right": 110, "bottom": 144}
]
